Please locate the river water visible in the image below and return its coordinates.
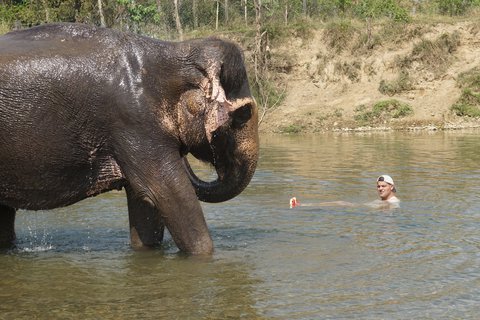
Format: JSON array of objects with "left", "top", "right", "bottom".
[{"left": 1, "top": 130, "right": 480, "bottom": 319}]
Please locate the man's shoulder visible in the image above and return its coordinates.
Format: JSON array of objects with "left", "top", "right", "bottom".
[
  {"left": 364, "top": 197, "right": 400, "bottom": 209},
  {"left": 387, "top": 196, "right": 400, "bottom": 203}
]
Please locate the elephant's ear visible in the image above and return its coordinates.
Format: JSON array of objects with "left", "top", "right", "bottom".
[
  {"left": 199, "top": 54, "right": 248, "bottom": 142},
  {"left": 204, "top": 93, "right": 232, "bottom": 143},
  {"left": 199, "top": 59, "right": 227, "bottom": 142},
  {"left": 204, "top": 96, "right": 254, "bottom": 143}
]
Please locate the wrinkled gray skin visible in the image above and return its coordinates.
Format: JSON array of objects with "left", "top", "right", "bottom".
[{"left": 0, "top": 23, "right": 259, "bottom": 255}]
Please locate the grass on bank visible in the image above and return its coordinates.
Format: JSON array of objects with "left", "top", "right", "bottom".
[
  {"left": 280, "top": 124, "right": 304, "bottom": 134},
  {"left": 378, "top": 30, "right": 460, "bottom": 96},
  {"left": 0, "top": 21, "right": 9, "bottom": 34},
  {"left": 379, "top": 71, "right": 414, "bottom": 96},
  {"left": 324, "top": 20, "right": 358, "bottom": 54},
  {"left": 395, "top": 31, "right": 460, "bottom": 76},
  {"left": 451, "top": 67, "right": 480, "bottom": 117},
  {"left": 354, "top": 99, "right": 414, "bottom": 125}
]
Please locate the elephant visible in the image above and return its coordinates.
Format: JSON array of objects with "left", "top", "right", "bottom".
[{"left": 0, "top": 23, "right": 259, "bottom": 255}]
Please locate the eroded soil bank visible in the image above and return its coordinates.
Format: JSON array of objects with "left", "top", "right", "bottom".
[{"left": 258, "top": 19, "right": 480, "bottom": 133}]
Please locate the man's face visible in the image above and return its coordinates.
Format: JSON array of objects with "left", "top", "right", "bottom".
[{"left": 377, "top": 181, "right": 394, "bottom": 200}]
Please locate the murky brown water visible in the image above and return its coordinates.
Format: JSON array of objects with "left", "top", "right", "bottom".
[{"left": 1, "top": 130, "right": 480, "bottom": 319}]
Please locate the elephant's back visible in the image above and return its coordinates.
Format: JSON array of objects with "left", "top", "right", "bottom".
[
  {"left": 3, "top": 23, "right": 100, "bottom": 39},
  {"left": 0, "top": 23, "right": 124, "bottom": 58},
  {"left": 0, "top": 23, "right": 119, "bottom": 43}
]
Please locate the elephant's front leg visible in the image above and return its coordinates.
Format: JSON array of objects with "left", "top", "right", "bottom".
[
  {"left": 124, "top": 163, "right": 213, "bottom": 254},
  {"left": 0, "top": 204, "right": 16, "bottom": 248},
  {"left": 117, "top": 134, "right": 213, "bottom": 254},
  {"left": 151, "top": 161, "right": 213, "bottom": 255},
  {"left": 125, "top": 186, "right": 165, "bottom": 249},
  {"left": 159, "top": 188, "right": 214, "bottom": 255}
]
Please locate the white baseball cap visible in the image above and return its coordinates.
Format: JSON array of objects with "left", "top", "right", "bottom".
[{"left": 377, "top": 175, "right": 396, "bottom": 192}]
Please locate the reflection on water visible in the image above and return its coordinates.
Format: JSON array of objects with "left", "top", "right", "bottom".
[{"left": 2, "top": 130, "right": 480, "bottom": 319}]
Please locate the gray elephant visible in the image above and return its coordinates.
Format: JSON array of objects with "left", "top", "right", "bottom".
[{"left": 0, "top": 23, "right": 259, "bottom": 255}]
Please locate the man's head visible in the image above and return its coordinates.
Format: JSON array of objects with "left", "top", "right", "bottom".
[{"left": 377, "top": 175, "right": 396, "bottom": 200}]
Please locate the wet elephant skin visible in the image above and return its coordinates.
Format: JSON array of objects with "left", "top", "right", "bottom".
[{"left": 0, "top": 23, "right": 259, "bottom": 255}]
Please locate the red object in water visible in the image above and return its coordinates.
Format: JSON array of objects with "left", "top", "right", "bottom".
[{"left": 289, "top": 197, "right": 299, "bottom": 208}]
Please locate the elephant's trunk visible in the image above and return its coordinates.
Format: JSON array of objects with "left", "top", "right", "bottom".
[
  {"left": 184, "top": 115, "right": 259, "bottom": 203},
  {"left": 183, "top": 147, "right": 258, "bottom": 203}
]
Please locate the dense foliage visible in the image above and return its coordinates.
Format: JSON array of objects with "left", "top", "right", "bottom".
[{"left": 1, "top": 0, "right": 480, "bottom": 37}]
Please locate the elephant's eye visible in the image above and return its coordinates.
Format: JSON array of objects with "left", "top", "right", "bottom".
[{"left": 231, "top": 104, "right": 252, "bottom": 128}]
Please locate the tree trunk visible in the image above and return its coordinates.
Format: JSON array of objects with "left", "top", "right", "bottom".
[
  {"left": 224, "top": 0, "right": 229, "bottom": 25},
  {"left": 215, "top": 0, "right": 219, "bottom": 30},
  {"left": 98, "top": 0, "right": 106, "bottom": 27},
  {"left": 156, "top": 0, "right": 169, "bottom": 33},
  {"left": 412, "top": 0, "right": 419, "bottom": 15},
  {"left": 173, "top": 0, "right": 183, "bottom": 40},
  {"left": 192, "top": 0, "right": 198, "bottom": 29},
  {"left": 244, "top": 0, "right": 248, "bottom": 26},
  {"left": 42, "top": 0, "right": 50, "bottom": 22},
  {"left": 254, "top": 0, "right": 262, "bottom": 82}
]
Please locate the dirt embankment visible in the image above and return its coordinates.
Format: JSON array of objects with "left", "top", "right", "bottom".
[{"left": 259, "top": 20, "right": 480, "bottom": 133}]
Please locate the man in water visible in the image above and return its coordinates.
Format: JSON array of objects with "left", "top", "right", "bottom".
[
  {"left": 376, "top": 175, "right": 399, "bottom": 202},
  {"left": 365, "top": 174, "right": 400, "bottom": 209},
  {"left": 290, "top": 174, "right": 400, "bottom": 209}
]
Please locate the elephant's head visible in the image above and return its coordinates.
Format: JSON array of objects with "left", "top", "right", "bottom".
[{"left": 175, "top": 38, "right": 259, "bottom": 203}]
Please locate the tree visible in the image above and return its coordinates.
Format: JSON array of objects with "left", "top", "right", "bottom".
[
  {"left": 192, "top": 0, "right": 198, "bottom": 28},
  {"left": 173, "top": 0, "right": 183, "bottom": 39},
  {"left": 98, "top": 0, "right": 106, "bottom": 26},
  {"left": 243, "top": 0, "right": 248, "bottom": 25},
  {"left": 437, "top": 0, "right": 473, "bottom": 15},
  {"left": 224, "top": 0, "right": 228, "bottom": 24}
]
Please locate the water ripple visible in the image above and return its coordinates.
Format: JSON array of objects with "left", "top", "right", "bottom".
[{"left": 3, "top": 131, "right": 480, "bottom": 319}]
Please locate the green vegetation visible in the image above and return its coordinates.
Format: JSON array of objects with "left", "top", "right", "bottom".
[
  {"left": 379, "top": 71, "right": 414, "bottom": 96},
  {"left": 379, "top": 22, "right": 429, "bottom": 45},
  {"left": 0, "top": 20, "right": 8, "bottom": 34},
  {"left": 2, "top": 1, "right": 480, "bottom": 37},
  {"left": 335, "top": 60, "right": 361, "bottom": 82},
  {"left": 324, "top": 20, "right": 357, "bottom": 53},
  {"left": 354, "top": 99, "right": 413, "bottom": 125},
  {"left": 451, "top": 67, "right": 480, "bottom": 117},
  {"left": 396, "top": 31, "right": 460, "bottom": 76},
  {"left": 352, "top": 0, "right": 410, "bottom": 23},
  {"left": 437, "top": 0, "right": 480, "bottom": 16},
  {"left": 280, "top": 124, "right": 304, "bottom": 134},
  {"left": 377, "top": 29, "right": 460, "bottom": 101},
  {"left": 451, "top": 101, "right": 480, "bottom": 117},
  {"left": 457, "top": 66, "right": 480, "bottom": 90},
  {"left": 315, "top": 108, "right": 343, "bottom": 123}
]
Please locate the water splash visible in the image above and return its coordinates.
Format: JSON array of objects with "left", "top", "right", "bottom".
[
  {"left": 17, "top": 212, "right": 54, "bottom": 253},
  {"left": 18, "top": 244, "right": 54, "bottom": 253}
]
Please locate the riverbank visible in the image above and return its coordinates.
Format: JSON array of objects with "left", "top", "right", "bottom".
[{"left": 258, "top": 18, "right": 480, "bottom": 134}]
